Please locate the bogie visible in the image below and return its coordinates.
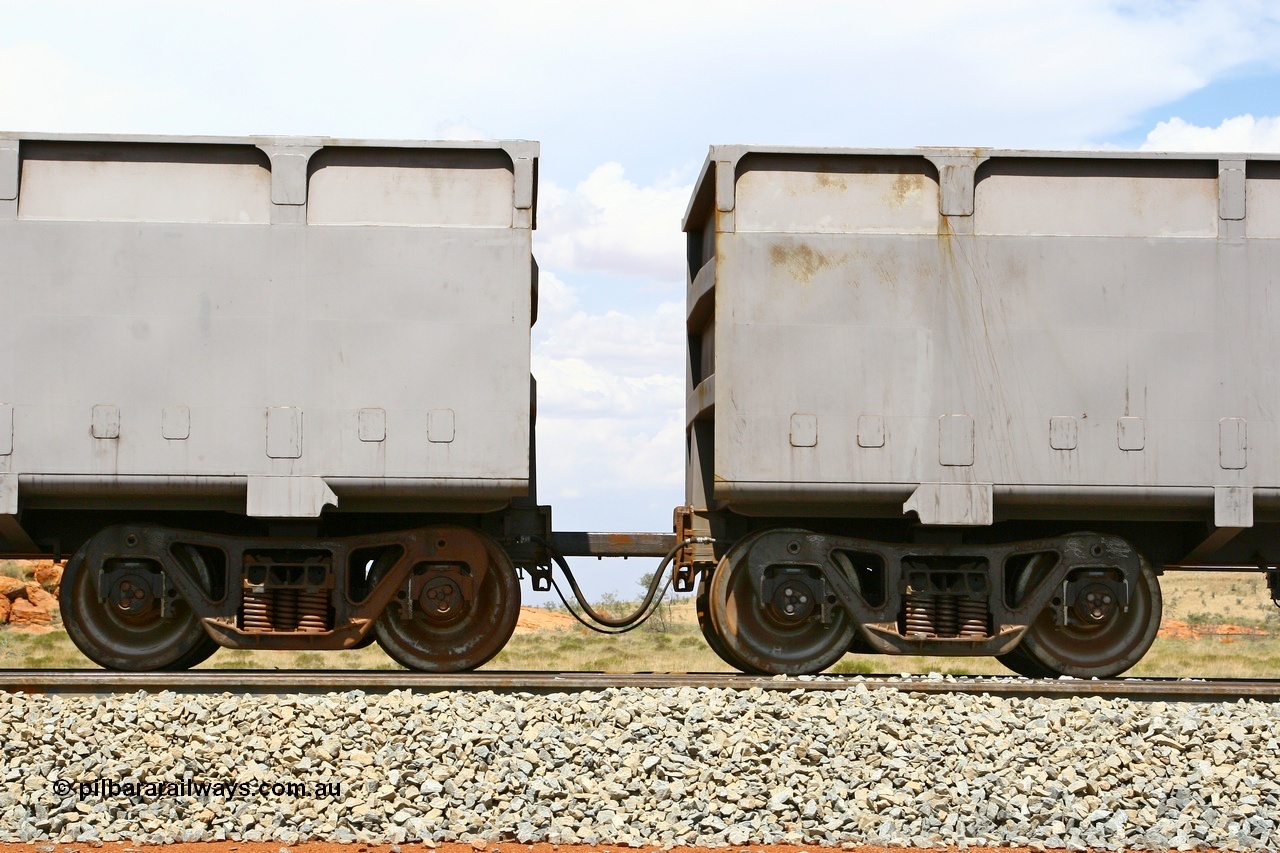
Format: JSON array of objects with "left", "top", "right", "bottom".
[
  {"left": 57, "top": 523, "right": 521, "bottom": 673},
  {"left": 698, "top": 528, "right": 1162, "bottom": 678}
]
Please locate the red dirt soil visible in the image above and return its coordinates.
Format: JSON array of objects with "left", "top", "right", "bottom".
[
  {"left": 1156, "top": 618, "right": 1267, "bottom": 640},
  {"left": 512, "top": 607, "right": 577, "bottom": 634}
]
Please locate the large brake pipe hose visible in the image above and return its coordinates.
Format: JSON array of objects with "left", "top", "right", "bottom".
[{"left": 535, "top": 536, "right": 714, "bottom": 635}]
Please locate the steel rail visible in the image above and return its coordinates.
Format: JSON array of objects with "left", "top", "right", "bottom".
[{"left": 2, "top": 670, "right": 1279, "bottom": 702}]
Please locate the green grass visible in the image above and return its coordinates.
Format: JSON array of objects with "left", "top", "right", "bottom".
[
  {"left": 1160, "top": 569, "right": 1278, "bottom": 628},
  {"left": 3, "top": 567, "right": 1279, "bottom": 677},
  {"left": 8, "top": 622, "right": 1278, "bottom": 678},
  {"left": 484, "top": 614, "right": 719, "bottom": 672}
]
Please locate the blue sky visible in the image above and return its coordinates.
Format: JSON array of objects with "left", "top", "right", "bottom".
[
  {"left": 3, "top": 0, "right": 1280, "bottom": 601},
  {"left": 1119, "top": 68, "right": 1280, "bottom": 145}
]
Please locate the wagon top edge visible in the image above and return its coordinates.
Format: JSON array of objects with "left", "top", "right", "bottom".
[
  {"left": 683, "top": 143, "right": 1280, "bottom": 229},
  {"left": 700, "top": 142, "right": 1280, "bottom": 164},
  {"left": 0, "top": 131, "right": 538, "bottom": 160}
]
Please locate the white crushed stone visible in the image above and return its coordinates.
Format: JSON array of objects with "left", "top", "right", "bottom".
[{"left": 1, "top": 684, "right": 1278, "bottom": 849}]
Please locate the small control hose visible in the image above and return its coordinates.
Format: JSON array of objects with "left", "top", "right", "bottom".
[{"left": 536, "top": 536, "right": 714, "bottom": 635}]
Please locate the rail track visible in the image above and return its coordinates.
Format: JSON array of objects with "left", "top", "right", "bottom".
[{"left": 2, "top": 669, "right": 1279, "bottom": 702}]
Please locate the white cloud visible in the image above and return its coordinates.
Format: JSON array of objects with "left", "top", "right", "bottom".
[
  {"left": 434, "top": 118, "right": 489, "bottom": 141},
  {"left": 534, "top": 353, "right": 682, "bottom": 419},
  {"left": 538, "top": 412, "right": 684, "bottom": 496},
  {"left": 1141, "top": 115, "right": 1280, "bottom": 152},
  {"left": 5, "top": 5, "right": 1280, "bottom": 155},
  {"left": 532, "top": 268, "right": 580, "bottom": 321},
  {"left": 536, "top": 299, "right": 683, "bottom": 381},
  {"left": 536, "top": 163, "right": 689, "bottom": 281},
  {"left": 525, "top": 164, "right": 688, "bottom": 518},
  {"left": 531, "top": 271, "right": 684, "bottom": 504},
  {"left": 533, "top": 272, "right": 683, "bottom": 418}
]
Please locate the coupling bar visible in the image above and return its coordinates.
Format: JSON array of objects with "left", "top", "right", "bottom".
[{"left": 549, "top": 531, "right": 678, "bottom": 558}]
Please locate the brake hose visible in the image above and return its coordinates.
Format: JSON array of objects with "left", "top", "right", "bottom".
[{"left": 536, "top": 536, "right": 713, "bottom": 634}]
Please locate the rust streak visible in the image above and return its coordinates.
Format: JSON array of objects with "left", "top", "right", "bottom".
[
  {"left": 886, "top": 172, "right": 924, "bottom": 209},
  {"left": 813, "top": 171, "right": 848, "bottom": 191},
  {"left": 770, "top": 242, "right": 836, "bottom": 285}
]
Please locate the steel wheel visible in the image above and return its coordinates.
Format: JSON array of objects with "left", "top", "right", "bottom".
[
  {"left": 997, "top": 644, "right": 1058, "bottom": 678},
  {"left": 1016, "top": 556, "right": 1161, "bottom": 678},
  {"left": 707, "top": 528, "right": 856, "bottom": 675},
  {"left": 695, "top": 571, "right": 765, "bottom": 674},
  {"left": 831, "top": 550, "right": 876, "bottom": 655},
  {"left": 161, "top": 546, "right": 220, "bottom": 670},
  {"left": 61, "top": 543, "right": 214, "bottom": 672},
  {"left": 373, "top": 531, "right": 519, "bottom": 672},
  {"left": 996, "top": 553, "right": 1060, "bottom": 678}
]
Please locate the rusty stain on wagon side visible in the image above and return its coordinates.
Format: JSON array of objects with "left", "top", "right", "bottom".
[
  {"left": 813, "top": 171, "right": 848, "bottom": 191},
  {"left": 769, "top": 241, "right": 842, "bottom": 285},
  {"left": 886, "top": 172, "right": 925, "bottom": 209}
]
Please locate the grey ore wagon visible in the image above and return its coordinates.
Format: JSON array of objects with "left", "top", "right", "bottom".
[
  {"left": 680, "top": 145, "right": 1280, "bottom": 677},
  {"left": 0, "top": 133, "right": 541, "bottom": 671}
]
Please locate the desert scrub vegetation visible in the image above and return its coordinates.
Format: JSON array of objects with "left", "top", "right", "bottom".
[{"left": 2, "top": 569, "right": 1279, "bottom": 676}]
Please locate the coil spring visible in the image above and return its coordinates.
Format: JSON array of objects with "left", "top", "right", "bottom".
[
  {"left": 958, "top": 597, "right": 989, "bottom": 638},
  {"left": 903, "top": 594, "right": 935, "bottom": 637},
  {"left": 242, "top": 589, "right": 330, "bottom": 632},
  {"left": 242, "top": 591, "right": 273, "bottom": 632},
  {"left": 270, "top": 590, "right": 297, "bottom": 632},
  {"left": 297, "top": 591, "right": 329, "bottom": 633},
  {"left": 934, "top": 595, "right": 959, "bottom": 638},
  {"left": 904, "top": 594, "right": 990, "bottom": 639}
]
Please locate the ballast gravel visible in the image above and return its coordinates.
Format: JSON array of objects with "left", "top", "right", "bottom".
[{"left": 1, "top": 682, "right": 1278, "bottom": 850}]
